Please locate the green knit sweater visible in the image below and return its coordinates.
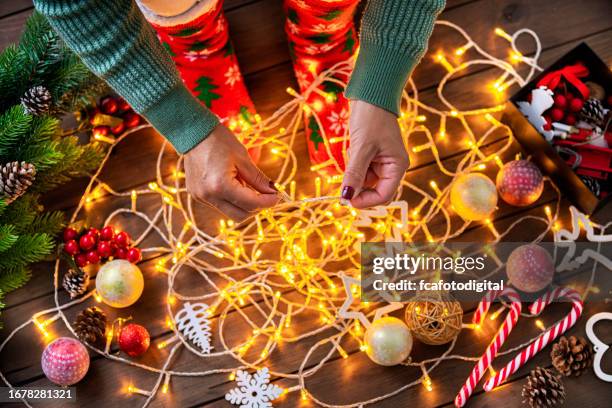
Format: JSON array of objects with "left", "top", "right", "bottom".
[{"left": 33, "top": 0, "right": 445, "bottom": 154}]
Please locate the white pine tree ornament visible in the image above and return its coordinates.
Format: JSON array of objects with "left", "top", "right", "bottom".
[
  {"left": 174, "top": 302, "right": 213, "bottom": 354},
  {"left": 225, "top": 367, "right": 283, "bottom": 408}
]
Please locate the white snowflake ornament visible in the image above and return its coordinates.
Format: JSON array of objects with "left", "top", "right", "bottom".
[
  {"left": 174, "top": 302, "right": 213, "bottom": 354},
  {"left": 225, "top": 367, "right": 283, "bottom": 408}
]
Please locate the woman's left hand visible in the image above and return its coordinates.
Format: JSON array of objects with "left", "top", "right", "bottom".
[{"left": 340, "top": 100, "right": 409, "bottom": 208}]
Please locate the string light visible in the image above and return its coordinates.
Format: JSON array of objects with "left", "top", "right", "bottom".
[{"left": 2, "top": 22, "right": 584, "bottom": 407}]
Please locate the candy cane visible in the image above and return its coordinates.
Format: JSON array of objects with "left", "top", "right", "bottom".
[
  {"left": 454, "top": 288, "right": 522, "bottom": 407},
  {"left": 483, "top": 286, "right": 583, "bottom": 391}
]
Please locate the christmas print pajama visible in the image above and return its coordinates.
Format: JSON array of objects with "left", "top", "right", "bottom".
[{"left": 137, "top": 0, "right": 360, "bottom": 172}]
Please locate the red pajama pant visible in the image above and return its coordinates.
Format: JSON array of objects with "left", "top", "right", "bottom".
[{"left": 146, "top": 0, "right": 360, "bottom": 172}]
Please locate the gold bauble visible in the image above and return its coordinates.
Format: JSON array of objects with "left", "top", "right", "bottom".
[
  {"left": 364, "top": 317, "right": 413, "bottom": 366},
  {"left": 95, "top": 259, "right": 144, "bottom": 308},
  {"left": 405, "top": 292, "right": 463, "bottom": 345},
  {"left": 450, "top": 173, "right": 497, "bottom": 221}
]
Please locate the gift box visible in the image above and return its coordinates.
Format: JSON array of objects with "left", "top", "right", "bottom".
[{"left": 502, "top": 43, "right": 612, "bottom": 214}]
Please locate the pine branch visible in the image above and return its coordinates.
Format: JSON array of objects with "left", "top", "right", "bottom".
[
  {"left": 0, "top": 233, "right": 54, "bottom": 270},
  {"left": 0, "top": 265, "right": 32, "bottom": 293},
  {"left": 0, "top": 224, "right": 18, "bottom": 252},
  {"left": 0, "top": 194, "right": 39, "bottom": 234},
  {"left": 25, "top": 211, "right": 65, "bottom": 236},
  {"left": 0, "top": 106, "right": 33, "bottom": 158}
]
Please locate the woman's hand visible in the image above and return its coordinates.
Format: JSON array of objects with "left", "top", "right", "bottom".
[
  {"left": 341, "top": 100, "right": 409, "bottom": 208},
  {"left": 184, "top": 124, "right": 279, "bottom": 221}
]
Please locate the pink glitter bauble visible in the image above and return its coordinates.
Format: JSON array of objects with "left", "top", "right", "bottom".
[
  {"left": 41, "top": 337, "right": 89, "bottom": 386},
  {"left": 506, "top": 244, "right": 554, "bottom": 293},
  {"left": 496, "top": 160, "right": 544, "bottom": 207}
]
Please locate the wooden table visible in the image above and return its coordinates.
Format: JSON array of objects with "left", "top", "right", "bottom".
[{"left": 1, "top": 0, "right": 611, "bottom": 406}]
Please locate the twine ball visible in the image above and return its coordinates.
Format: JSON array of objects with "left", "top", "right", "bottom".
[
  {"left": 41, "top": 337, "right": 89, "bottom": 386},
  {"left": 450, "top": 173, "right": 498, "bottom": 221},
  {"left": 506, "top": 244, "right": 554, "bottom": 293},
  {"left": 496, "top": 160, "right": 544, "bottom": 207},
  {"left": 95, "top": 259, "right": 144, "bottom": 308},
  {"left": 364, "top": 317, "right": 413, "bottom": 366},
  {"left": 405, "top": 292, "right": 463, "bottom": 345}
]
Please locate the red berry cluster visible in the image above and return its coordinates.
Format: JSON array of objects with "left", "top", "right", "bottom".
[
  {"left": 90, "top": 96, "right": 142, "bottom": 137},
  {"left": 63, "top": 226, "right": 142, "bottom": 267},
  {"left": 544, "top": 92, "right": 584, "bottom": 129}
]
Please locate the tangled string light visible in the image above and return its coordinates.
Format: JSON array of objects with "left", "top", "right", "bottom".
[{"left": 1, "top": 21, "right": 609, "bottom": 408}]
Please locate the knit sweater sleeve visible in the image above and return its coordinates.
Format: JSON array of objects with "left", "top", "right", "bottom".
[
  {"left": 345, "top": 0, "right": 445, "bottom": 115},
  {"left": 33, "top": 0, "right": 219, "bottom": 154}
]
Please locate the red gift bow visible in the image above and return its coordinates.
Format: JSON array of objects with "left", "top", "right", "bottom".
[{"left": 537, "top": 62, "right": 590, "bottom": 99}]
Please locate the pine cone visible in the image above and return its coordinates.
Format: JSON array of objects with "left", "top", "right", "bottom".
[
  {"left": 74, "top": 306, "right": 107, "bottom": 344},
  {"left": 62, "top": 268, "right": 90, "bottom": 298},
  {"left": 551, "top": 335, "right": 593, "bottom": 377},
  {"left": 20, "top": 85, "right": 52, "bottom": 115},
  {"left": 579, "top": 98, "right": 608, "bottom": 128},
  {"left": 0, "top": 161, "right": 36, "bottom": 204},
  {"left": 522, "top": 367, "right": 566, "bottom": 408}
]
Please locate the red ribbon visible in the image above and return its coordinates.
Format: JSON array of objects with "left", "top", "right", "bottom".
[{"left": 537, "top": 63, "right": 590, "bottom": 99}]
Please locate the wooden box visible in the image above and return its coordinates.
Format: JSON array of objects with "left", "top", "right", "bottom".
[{"left": 502, "top": 43, "right": 612, "bottom": 214}]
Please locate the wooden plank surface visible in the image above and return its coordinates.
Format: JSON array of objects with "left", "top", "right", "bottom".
[{"left": 1, "top": 0, "right": 611, "bottom": 407}]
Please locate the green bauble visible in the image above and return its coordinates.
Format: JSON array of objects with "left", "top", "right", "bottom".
[
  {"left": 364, "top": 317, "right": 413, "bottom": 366},
  {"left": 95, "top": 260, "right": 144, "bottom": 308}
]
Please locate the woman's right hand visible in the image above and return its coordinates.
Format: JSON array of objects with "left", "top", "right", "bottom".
[{"left": 184, "top": 124, "right": 279, "bottom": 221}]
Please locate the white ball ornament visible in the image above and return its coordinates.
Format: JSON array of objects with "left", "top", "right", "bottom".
[
  {"left": 41, "top": 337, "right": 89, "bottom": 386},
  {"left": 364, "top": 317, "right": 413, "bottom": 366},
  {"left": 95, "top": 259, "right": 144, "bottom": 308},
  {"left": 450, "top": 173, "right": 498, "bottom": 221}
]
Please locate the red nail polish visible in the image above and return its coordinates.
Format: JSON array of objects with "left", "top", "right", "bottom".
[{"left": 341, "top": 186, "right": 354, "bottom": 200}]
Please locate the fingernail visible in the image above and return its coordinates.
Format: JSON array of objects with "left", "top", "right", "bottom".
[
  {"left": 269, "top": 181, "right": 278, "bottom": 191},
  {"left": 341, "top": 186, "right": 354, "bottom": 200}
]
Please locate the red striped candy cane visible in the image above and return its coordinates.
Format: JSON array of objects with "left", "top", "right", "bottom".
[
  {"left": 483, "top": 286, "right": 583, "bottom": 391},
  {"left": 454, "top": 288, "right": 522, "bottom": 407}
]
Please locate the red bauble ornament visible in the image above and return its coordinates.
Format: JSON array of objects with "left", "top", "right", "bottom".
[
  {"left": 116, "top": 98, "right": 131, "bottom": 113},
  {"left": 79, "top": 234, "right": 95, "bottom": 251},
  {"left": 86, "top": 250, "right": 100, "bottom": 265},
  {"left": 88, "top": 107, "right": 101, "bottom": 125},
  {"left": 550, "top": 108, "right": 565, "bottom": 122},
  {"left": 88, "top": 227, "right": 99, "bottom": 239},
  {"left": 93, "top": 125, "right": 110, "bottom": 137},
  {"left": 110, "top": 121, "right": 125, "bottom": 136},
  {"left": 496, "top": 160, "right": 544, "bottom": 207},
  {"left": 97, "top": 241, "right": 112, "bottom": 258},
  {"left": 565, "top": 113, "right": 577, "bottom": 126},
  {"left": 100, "top": 96, "right": 118, "bottom": 115},
  {"left": 64, "top": 240, "right": 80, "bottom": 256},
  {"left": 115, "top": 247, "right": 128, "bottom": 259},
  {"left": 100, "top": 225, "right": 115, "bottom": 241},
  {"left": 126, "top": 248, "right": 142, "bottom": 263},
  {"left": 506, "top": 244, "right": 554, "bottom": 292},
  {"left": 569, "top": 98, "right": 584, "bottom": 112},
  {"left": 118, "top": 324, "right": 150, "bottom": 357},
  {"left": 41, "top": 337, "right": 89, "bottom": 386},
  {"left": 75, "top": 253, "right": 89, "bottom": 268},
  {"left": 115, "top": 231, "right": 131, "bottom": 248},
  {"left": 553, "top": 94, "right": 567, "bottom": 109},
  {"left": 123, "top": 112, "right": 141, "bottom": 128},
  {"left": 63, "top": 227, "right": 78, "bottom": 242}
]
